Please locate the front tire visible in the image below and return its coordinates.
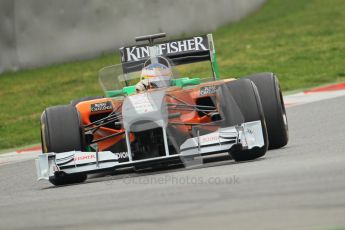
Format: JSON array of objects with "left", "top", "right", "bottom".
[
  {"left": 245, "top": 73, "right": 288, "bottom": 149},
  {"left": 220, "top": 79, "right": 268, "bottom": 161},
  {"left": 41, "top": 104, "right": 87, "bottom": 186}
]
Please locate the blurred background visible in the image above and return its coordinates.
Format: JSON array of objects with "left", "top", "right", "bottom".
[{"left": 0, "top": 0, "right": 265, "bottom": 72}]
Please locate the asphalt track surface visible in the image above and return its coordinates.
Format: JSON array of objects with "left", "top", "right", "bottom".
[{"left": 1, "top": 96, "right": 345, "bottom": 230}]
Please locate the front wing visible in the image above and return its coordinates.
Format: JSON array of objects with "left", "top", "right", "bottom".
[{"left": 36, "top": 120, "right": 264, "bottom": 180}]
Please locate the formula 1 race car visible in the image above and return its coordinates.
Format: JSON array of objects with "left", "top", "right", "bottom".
[{"left": 36, "top": 33, "right": 288, "bottom": 186}]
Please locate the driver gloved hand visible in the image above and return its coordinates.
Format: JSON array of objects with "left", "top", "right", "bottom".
[{"left": 136, "top": 79, "right": 150, "bottom": 92}]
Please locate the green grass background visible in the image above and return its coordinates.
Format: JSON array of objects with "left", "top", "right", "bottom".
[{"left": 1, "top": 0, "right": 345, "bottom": 150}]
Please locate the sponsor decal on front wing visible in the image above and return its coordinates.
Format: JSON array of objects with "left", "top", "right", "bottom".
[{"left": 115, "top": 152, "right": 128, "bottom": 159}]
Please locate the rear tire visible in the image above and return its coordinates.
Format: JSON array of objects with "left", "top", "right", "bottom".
[
  {"left": 41, "top": 105, "right": 87, "bottom": 186},
  {"left": 245, "top": 73, "right": 288, "bottom": 149},
  {"left": 220, "top": 79, "right": 268, "bottom": 161}
]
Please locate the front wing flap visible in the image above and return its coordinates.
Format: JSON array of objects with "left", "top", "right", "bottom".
[{"left": 36, "top": 151, "right": 118, "bottom": 180}]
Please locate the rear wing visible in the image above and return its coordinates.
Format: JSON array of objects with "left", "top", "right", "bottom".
[{"left": 119, "top": 34, "right": 220, "bottom": 79}]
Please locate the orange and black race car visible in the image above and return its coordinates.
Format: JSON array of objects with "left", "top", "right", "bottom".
[{"left": 36, "top": 33, "right": 288, "bottom": 186}]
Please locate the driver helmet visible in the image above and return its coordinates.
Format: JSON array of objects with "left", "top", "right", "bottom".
[{"left": 141, "top": 62, "right": 172, "bottom": 88}]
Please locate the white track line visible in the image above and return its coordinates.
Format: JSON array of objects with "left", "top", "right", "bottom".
[
  {"left": 0, "top": 151, "right": 40, "bottom": 166},
  {"left": 284, "top": 90, "right": 345, "bottom": 107}
]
